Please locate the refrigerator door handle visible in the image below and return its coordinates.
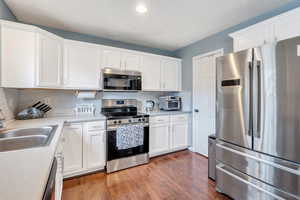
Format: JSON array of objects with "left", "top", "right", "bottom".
[
  {"left": 248, "top": 61, "right": 253, "bottom": 136},
  {"left": 253, "top": 59, "right": 262, "bottom": 139},
  {"left": 256, "top": 61, "right": 262, "bottom": 138}
]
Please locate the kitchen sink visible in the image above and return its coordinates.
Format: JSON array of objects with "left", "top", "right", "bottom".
[{"left": 0, "top": 125, "right": 58, "bottom": 152}]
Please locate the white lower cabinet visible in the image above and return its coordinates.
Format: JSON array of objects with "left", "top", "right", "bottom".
[
  {"left": 171, "top": 122, "right": 188, "bottom": 150},
  {"left": 150, "top": 123, "right": 170, "bottom": 156},
  {"left": 149, "top": 114, "right": 189, "bottom": 157},
  {"left": 83, "top": 127, "right": 106, "bottom": 170},
  {"left": 62, "top": 121, "right": 106, "bottom": 178},
  {"left": 62, "top": 123, "right": 83, "bottom": 174}
]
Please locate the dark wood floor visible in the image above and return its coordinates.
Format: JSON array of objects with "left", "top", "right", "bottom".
[{"left": 62, "top": 150, "right": 230, "bottom": 200}]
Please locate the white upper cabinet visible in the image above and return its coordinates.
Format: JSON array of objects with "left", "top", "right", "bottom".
[
  {"left": 36, "top": 30, "right": 63, "bottom": 87},
  {"left": 230, "top": 7, "right": 300, "bottom": 52},
  {"left": 102, "top": 48, "right": 141, "bottom": 71},
  {"left": 272, "top": 9, "right": 300, "bottom": 42},
  {"left": 0, "top": 20, "right": 182, "bottom": 91},
  {"left": 141, "top": 55, "right": 182, "bottom": 91},
  {"left": 141, "top": 55, "right": 161, "bottom": 91},
  {"left": 63, "top": 40, "right": 102, "bottom": 89},
  {"left": 122, "top": 51, "right": 141, "bottom": 71},
  {"left": 230, "top": 21, "right": 273, "bottom": 52},
  {"left": 102, "top": 47, "right": 122, "bottom": 70},
  {"left": 161, "top": 59, "right": 181, "bottom": 91},
  {"left": 0, "top": 21, "right": 36, "bottom": 88}
]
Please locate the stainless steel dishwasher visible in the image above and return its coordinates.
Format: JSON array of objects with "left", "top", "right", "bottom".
[{"left": 208, "top": 134, "right": 216, "bottom": 180}]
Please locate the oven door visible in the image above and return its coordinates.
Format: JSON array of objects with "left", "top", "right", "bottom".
[
  {"left": 103, "top": 73, "right": 141, "bottom": 91},
  {"left": 107, "top": 124, "right": 149, "bottom": 161}
]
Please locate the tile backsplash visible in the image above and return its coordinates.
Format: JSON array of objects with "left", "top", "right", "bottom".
[
  {"left": 17, "top": 89, "right": 180, "bottom": 117},
  {"left": 0, "top": 88, "right": 19, "bottom": 121}
]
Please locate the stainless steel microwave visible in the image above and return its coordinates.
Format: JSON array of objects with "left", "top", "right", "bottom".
[{"left": 102, "top": 68, "right": 142, "bottom": 91}]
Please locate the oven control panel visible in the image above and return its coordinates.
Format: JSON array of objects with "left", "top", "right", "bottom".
[{"left": 107, "top": 117, "right": 149, "bottom": 126}]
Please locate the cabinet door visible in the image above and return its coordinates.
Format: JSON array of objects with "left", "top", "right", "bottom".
[
  {"left": 141, "top": 55, "right": 161, "bottom": 91},
  {"left": 62, "top": 124, "right": 83, "bottom": 174},
  {"left": 273, "top": 11, "right": 300, "bottom": 41},
  {"left": 1, "top": 23, "right": 36, "bottom": 88},
  {"left": 84, "top": 130, "right": 106, "bottom": 169},
  {"left": 150, "top": 123, "right": 170, "bottom": 156},
  {"left": 102, "top": 48, "right": 122, "bottom": 69},
  {"left": 171, "top": 122, "right": 188, "bottom": 150},
  {"left": 161, "top": 59, "right": 181, "bottom": 91},
  {"left": 37, "top": 33, "right": 63, "bottom": 87},
  {"left": 232, "top": 21, "right": 271, "bottom": 52},
  {"left": 63, "top": 40, "right": 101, "bottom": 89},
  {"left": 122, "top": 52, "right": 141, "bottom": 71}
]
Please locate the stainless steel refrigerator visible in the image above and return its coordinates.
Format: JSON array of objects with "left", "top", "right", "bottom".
[{"left": 216, "top": 37, "right": 300, "bottom": 200}]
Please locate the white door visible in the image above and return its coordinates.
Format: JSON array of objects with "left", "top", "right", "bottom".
[
  {"left": 37, "top": 33, "right": 63, "bottom": 87},
  {"left": 149, "top": 123, "right": 170, "bottom": 156},
  {"left": 161, "top": 59, "right": 181, "bottom": 91},
  {"left": 63, "top": 40, "right": 101, "bottom": 89},
  {"left": 1, "top": 24, "right": 36, "bottom": 88},
  {"left": 122, "top": 52, "right": 141, "bottom": 71},
  {"left": 141, "top": 55, "right": 161, "bottom": 91},
  {"left": 171, "top": 122, "right": 188, "bottom": 150},
  {"left": 62, "top": 124, "right": 83, "bottom": 174},
  {"left": 84, "top": 130, "right": 106, "bottom": 169},
  {"left": 102, "top": 48, "right": 122, "bottom": 69},
  {"left": 193, "top": 50, "right": 222, "bottom": 156}
]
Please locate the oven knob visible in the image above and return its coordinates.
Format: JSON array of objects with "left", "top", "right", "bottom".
[
  {"left": 118, "top": 120, "right": 122, "bottom": 124},
  {"left": 128, "top": 119, "right": 132, "bottom": 123},
  {"left": 113, "top": 121, "right": 117, "bottom": 124},
  {"left": 138, "top": 118, "right": 141, "bottom": 122},
  {"left": 142, "top": 118, "right": 145, "bottom": 121}
]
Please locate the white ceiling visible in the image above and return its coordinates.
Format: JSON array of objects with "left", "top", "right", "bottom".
[{"left": 4, "top": 0, "right": 290, "bottom": 51}]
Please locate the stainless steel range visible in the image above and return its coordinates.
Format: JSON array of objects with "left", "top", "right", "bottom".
[{"left": 101, "top": 99, "right": 149, "bottom": 173}]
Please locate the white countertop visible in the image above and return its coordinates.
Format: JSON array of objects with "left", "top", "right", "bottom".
[
  {"left": 0, "top": 114, "right": 106, "bottom": 200},
  {"left": 146, "top": 110, "right": 192, "bottom": 116}
]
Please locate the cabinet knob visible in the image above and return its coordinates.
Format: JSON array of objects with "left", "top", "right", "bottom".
[{"left": 194, "top": 109, "right": 199, "bottom": 113}]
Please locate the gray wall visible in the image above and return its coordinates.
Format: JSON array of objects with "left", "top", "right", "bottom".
[
  {"left": 0, "top": 0, "right": 16, "bottom": 21},
  {"left": 174, "top": 1, "right": 300, "bottom": 111}
]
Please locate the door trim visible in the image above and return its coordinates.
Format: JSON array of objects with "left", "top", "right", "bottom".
[{"left": 192, "top": 49, "right": 224, "bottom": 154}]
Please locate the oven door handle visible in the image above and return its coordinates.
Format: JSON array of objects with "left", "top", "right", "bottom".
[{"left": 107, "top": 123, "right": 149, "bottom": 131}]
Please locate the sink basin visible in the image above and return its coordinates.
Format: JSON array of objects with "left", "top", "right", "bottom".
[{"left": 0, "top": 125, "right": 58, "bottom": 152}]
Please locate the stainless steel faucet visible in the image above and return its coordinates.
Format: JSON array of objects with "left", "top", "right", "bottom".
[{"left": 0, "top": 109, "right": 5, "bottom": 129}]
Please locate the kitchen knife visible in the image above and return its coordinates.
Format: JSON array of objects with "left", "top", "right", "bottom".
[
  {"left": 31, "top": 101, "right": 41, "bottom": 108},
  {"left": 41, "top": 105, "right": 51, "bottom": 112},
  {"left": 43, "top": 107, "right": 52, "bottom": 113},
  {"left": 36, "top": 104, "right": 47, "bottom": 110}
]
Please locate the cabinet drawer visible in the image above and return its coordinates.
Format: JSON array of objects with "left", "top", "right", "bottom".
[
  {"left": 85, "top": 121, "right": 106, "bottom": 131},
  {"left": 170, "top": 114, "right": 188, "bottom": 123},
  {"left": 150, "top": 115, "right": 170, "bottom": 124}
]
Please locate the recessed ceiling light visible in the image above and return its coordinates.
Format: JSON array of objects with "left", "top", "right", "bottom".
[{"left": 136, "top": 4, "right": 148, "bottom": 14}]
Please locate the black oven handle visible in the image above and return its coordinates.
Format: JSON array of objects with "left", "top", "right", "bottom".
[{"left": 107, "top": 123, "right": 149, "bottom": 131}]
